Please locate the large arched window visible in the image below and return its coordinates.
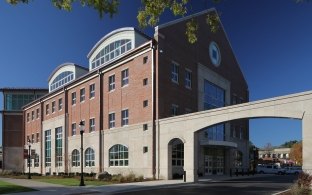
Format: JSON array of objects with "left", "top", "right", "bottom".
[
  {"left": 109, "top": 144, "right": 128, "bottom": 166},
  {"left": 91, "top": 39, "right": 132, "bottom": 70},
  {"left": 50, "top": 71, "right": 74, "bottom": 91},
  {"left": 85, "top": 148, "right": 95, "bottom": 167},
  {"left": 72, "top": 149, "right": 80, "bottom": 167}
]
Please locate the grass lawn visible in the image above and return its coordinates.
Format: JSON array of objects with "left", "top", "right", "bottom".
[
  {"left": 0, "top": 180, "right": 35, "bottom": 194},
  {"left": 35, "top": 177, "right": 112, "bottom": 186}
]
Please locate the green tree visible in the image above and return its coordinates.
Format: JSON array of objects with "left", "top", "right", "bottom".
[
  {"left": 6, "top": 0, "right": 220, "bottom": 44},
  {"left": 280, "top": 140, "right": 298, "bottom": 148}
]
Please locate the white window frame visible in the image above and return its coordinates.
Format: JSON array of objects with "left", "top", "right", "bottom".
[
  {"left": 109, "top": 74, "right": 115, "bottom": 91},
  {"left": 171, "top": 62, "right": 179, "bottom": 84},
  {"left": 89, "top": 118, "right": 95, "bottom": 132},
  {"left": 185, "top": 69, "right": 192, "bottom": 89},
  {"left": 52, "top": 101, "right": 56, "bottom": 113},
  {"left": 80, "top": 88, "right": 85, "bottom": 102},
  {"left": 109, "top": 112, "right": 115, "bottom": 129},
  {"left": 121, "top": 109, "right": 129, "bottom": 126},
  {"left": 58, "top": 98, "right": 63, "bottom": 111},
  {"left": 72, "top": 92, "right": 76, "bottom": 105},
  {"left": 121, "top": 69, "right": 129, "bottom": 87},
  {"left": 89, "top": 83, "right": 95, "bottom": 99}
]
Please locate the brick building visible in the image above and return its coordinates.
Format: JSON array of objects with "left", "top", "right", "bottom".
[
  {"left": 23, "top": 9, "right": 249, "bottom": 178},
  {"left": 0, "top": 88, "right": 48, "bottom": 171}
]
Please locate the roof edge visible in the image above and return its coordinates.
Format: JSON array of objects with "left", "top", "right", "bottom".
[{"left": 155, "top": 8, "right": 216, "bottom": 31}]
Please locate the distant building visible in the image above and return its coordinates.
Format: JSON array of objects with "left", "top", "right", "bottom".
[
  {"left": 258, "top": 147, "right": 292, "bottom": 165},
  {"left": 0, "top": 88, "right": 48, "bottom": 171}
]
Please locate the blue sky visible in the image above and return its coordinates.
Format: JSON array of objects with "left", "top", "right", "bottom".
[{"left": 0, "top": 0, "right": 310, "bottom": 148}]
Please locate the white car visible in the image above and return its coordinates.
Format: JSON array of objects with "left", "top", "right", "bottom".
[
  {"left": 284, "top": 166, "right": 302, "bottom": 175},
  {"left": 256, "top": 165, "right": 286, "bottom": 175}
]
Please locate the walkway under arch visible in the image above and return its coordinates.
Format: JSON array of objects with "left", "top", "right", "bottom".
[{"left": 155, "top": 90, "right": 312, "bottom": 182}]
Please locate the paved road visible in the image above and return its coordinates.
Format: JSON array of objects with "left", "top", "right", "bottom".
[{"left": 116, "top": 175, "right": 297, "bottom": 195}]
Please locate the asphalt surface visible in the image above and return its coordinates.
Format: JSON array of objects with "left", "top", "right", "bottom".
[{"left": 115, "top": 175, "right": 297, "bottom": 195}]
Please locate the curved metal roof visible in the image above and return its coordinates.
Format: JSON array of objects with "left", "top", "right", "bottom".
[{"left": 47, "top": 62, "right": 88, "bottom": 82}]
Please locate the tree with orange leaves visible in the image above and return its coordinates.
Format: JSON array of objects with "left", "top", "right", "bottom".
[{"left": 289, "top": 141, "right": 302, "bottom": 165}]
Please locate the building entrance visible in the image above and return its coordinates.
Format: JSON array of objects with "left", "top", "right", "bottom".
[{"left": 204, "top": 148, "right": 224, "bottom": 175}]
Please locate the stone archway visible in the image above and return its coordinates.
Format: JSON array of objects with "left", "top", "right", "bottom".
[{"left": 156, "top": 90, "right": 312, "bottom": 182}]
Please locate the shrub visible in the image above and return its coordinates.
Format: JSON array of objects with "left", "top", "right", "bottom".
[
  {"left": 289, "top": 172, "right": 312, "bottom": 195},
  {"left": 125, "top": 173, "right": 136, "bottom": 182},
  {"left": 297, "top": 172, "right": 312, "bottom": 189},
  {"left": 97, "top": 171, "right": 112, "bottom": 181}
]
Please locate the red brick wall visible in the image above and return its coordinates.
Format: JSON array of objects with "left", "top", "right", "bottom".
[
  {"left": 103, "top": 51, "right": 153, "bottom": 130},
  {"left": 67, "top": 76, "right": 100, "bottom": 135}
]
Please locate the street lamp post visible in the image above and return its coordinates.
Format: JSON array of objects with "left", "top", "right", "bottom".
[
  {"left": 79, "top": 120, "right": 85, "bottom": 186},
  {"left": 27, "top": 139, "right": 31, "bottom": 179}
]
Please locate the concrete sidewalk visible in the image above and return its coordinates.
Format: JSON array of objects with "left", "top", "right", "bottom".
[{"left": 0, "top": 174, "right": 269, "bottom": 195}]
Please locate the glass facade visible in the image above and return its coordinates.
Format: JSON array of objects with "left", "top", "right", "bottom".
[
  {"left": 50, "top": 71, "right": 74, "bottom": 92},
  {"left": 109, "top": 144, "right": 128, "bottom": 166},
  {"left": 204, "top": 124, "right": 225, "bottom": 141},
  {"left": 4, "top": 94, "right": 43, "bottom": 111},
  {"left": 45, "top": 130, "right": 51, "bottom": 167},
  {"left": 204, "top": 80, "right": 225, "bottom": 110},
  {"left": 55, "top": 127, "right": 62, "bottom": 167},
  {"left": 91, "top": 39, "right": 132, "bottom": 70}
]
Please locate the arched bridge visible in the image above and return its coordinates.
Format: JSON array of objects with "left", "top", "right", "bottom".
[{"left": 155, "top": 90, "right": 312, "bottom": 182}]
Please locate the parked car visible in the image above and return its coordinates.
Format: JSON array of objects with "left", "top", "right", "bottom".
[
  {"left": 284, "top": 166, "right": 302, "bottom": 175},
  {"left": 256, "top": 164, "right": 286, "bottom": 175}
]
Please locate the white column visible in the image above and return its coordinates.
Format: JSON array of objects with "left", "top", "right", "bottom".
[
  {"left": 184, "top": 132, "right": 198, "bottom": 182},
  {"left": 303, "top": 113, "right": 312, "bottom": 173}
]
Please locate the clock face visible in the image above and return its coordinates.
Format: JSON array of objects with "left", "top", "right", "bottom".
[{"left": 209, "top": 41, "right": 221, "bottom": 67}]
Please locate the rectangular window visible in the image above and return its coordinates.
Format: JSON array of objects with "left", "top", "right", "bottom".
[
  {"left": 90, "top": 118, "right": 95, "bottom": 132},
  {"left": 72, "top": 123, "right": 76, "bottom": 136},
  {"left": 109, "top": 75, "right": 115, "bottom": 91},
  {"left": 55, "top": 127, "right": 62, "bottom": 167},
  {"left": 36, "top": 132, "right": 39, "bottom": 143},
  {"left": 31, "top": 134, "right": 35, "bottom": 143},
  {"left": 185, "top": 69, "right": 192, "bottom": 89},
  {"left": 121, "top": 109, "right": 129, "bottom": 126},
  {"left": 27, "top": 113, "right": 30, "bottom": 122},
  {"left": 143, "top": 146, "right": 148, "bottom": 153},
  {"left": 204, "top": 80, "right": 225, "bottom": 110},
  {"left": 109, "top": 113, "right": 115, "bottom": 128},
  {"left": 31, "top": 111, "right": 34, "bottom": 120},
  {"left": 89, "top": 84, "right": 95, "bottom": 99},
  {"left": 143, "top": 100, "right": 148, "bottom": 107},
  {"left": 45, "top": 130, "right": 51, "bottom": 167},
  {"left": 27, "top": 135, "right": 30, "bottom": 143},
  {"left": 52, "top": 101, "right": 55, "bottom": 113},
  {"left": 58, "top": 98, "right": 63, "bottom": 110},
  {"left": 46, "top": 104, "right": 49, "bottom": 115},
  {"left": 72, "top": 92, "right": 76, "bottom": 105},
  {"left": 143, "top": 124, "right": 148, "bottom": 131},
  {"left": 36, "top": 108, "right": 39, "bottom": 119},
  {"left": 121, "top": 69, "right": 129, "bottom": 87},
  {"left": 80, "top": 88, "right": 85, "bottom": 102},
  {"left": 171, "top": 104, "right": 179, "bottom": 116},
  {"left": 143, "top": 78, "right": 148, "bottom": 86},
  {"left": 143, "top": 56, "right": 148, "bottom": 64},
  {"left": 171, "top": 62, "right": 179, "bottom": 83}
]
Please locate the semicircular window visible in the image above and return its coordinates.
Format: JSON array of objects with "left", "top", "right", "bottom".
[
  {"left": 91, "top": 39, "right": 132, "bottom": 70},
  {"left": 50, "top": 71, "right": 74, "bottom": 91}
]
